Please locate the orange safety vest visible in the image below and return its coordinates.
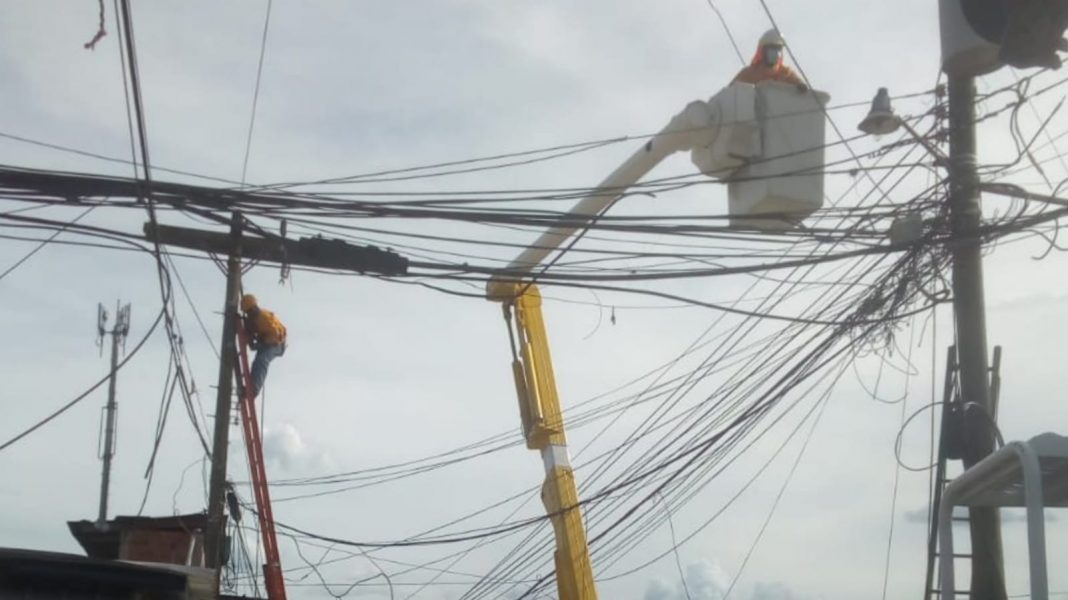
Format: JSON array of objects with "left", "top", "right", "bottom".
[
  {"left": 731, "top": 46, "right": 805, "bottom": 86},
  {"left": 247, "top": 309, "right": 287, "bottom": 346}
]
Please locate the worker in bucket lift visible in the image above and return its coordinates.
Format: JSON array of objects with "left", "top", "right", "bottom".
[
  {"left": 240, "top": 294, "right": 287, "bottom": 398},
  {"left": 731, "top": 29, "right": 808, "bottom": 92}
]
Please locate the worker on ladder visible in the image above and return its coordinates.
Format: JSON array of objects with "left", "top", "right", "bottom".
[
  {"left": 240, "top": 294, "right": 287, "bottom": 397},
  {"left": 731, "top": 28, "right": 808, "bottom": 91}
]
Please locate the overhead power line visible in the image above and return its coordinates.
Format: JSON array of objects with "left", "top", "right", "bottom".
[
  {"left": 0, "top": 305, "right": 165, "bottom": 453},
  {"left": 240, "top": 0, "right": 273, "bottom": 187},
  {"left": 0, "top": 205, "right": 96, "bottom": 282},
  {"left": 702, "top": 0, "right": 746, "bottom": 66}
]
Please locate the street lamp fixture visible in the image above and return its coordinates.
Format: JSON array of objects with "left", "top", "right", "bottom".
[
  {"left": 859, "top": 87, "right": 947, "bottom": 164},
  {"left": 858, "top": 87, "right": 940, "bottom": 245},
  {"left": 858, "top": 87, "right": 900, "bottom": 136}
]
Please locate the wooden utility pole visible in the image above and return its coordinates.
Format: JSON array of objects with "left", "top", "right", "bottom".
[
  {"left": 204, "top": 213, "right": 243, "bottom": 570},
  {"left": 144, "top": 215, "right": 408, "bottom": 580},
  {"left": 946, "top": 76, "right": 1006, "bottom": 600}
]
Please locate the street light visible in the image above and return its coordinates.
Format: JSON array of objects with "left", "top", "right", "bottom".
[
  {"left": 858, "top": 87, "right": 935, "bottom": 245},
  {"left": 858, "top": 87, "right": 900, "bottom": 136},
  {"left": 858, "top": 87, "right": 948, "bottom": 163}
]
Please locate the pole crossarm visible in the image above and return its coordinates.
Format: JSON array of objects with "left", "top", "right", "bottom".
[{"left": 144, "top": 222, "right": 409, "bottom": 276}]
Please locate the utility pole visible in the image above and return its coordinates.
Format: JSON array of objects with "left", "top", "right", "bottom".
[
  {"left": 946, "top": 76, "right": 1006, "bottom": 600},
  {"left": 204, "top": 213, "right": 243, "bottom": 571},
  {"left": 142, "top": 214, "right": 407, "bottom": 585},
  {"left": 95, "top": 301, "right": 131, "bottom": 527}
]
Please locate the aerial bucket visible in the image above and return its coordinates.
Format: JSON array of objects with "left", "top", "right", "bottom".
[{"left": 691, "top": 81, "right": 830, "bottom": 231}]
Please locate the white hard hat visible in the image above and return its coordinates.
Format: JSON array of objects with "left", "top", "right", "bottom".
[{"left": 759, "top": 28, "right": 785, "bottom": 48}]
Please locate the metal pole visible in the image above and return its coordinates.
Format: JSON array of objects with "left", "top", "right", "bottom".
[
  {"left": 946, "top": 75, "right": 1006, "bottom": 600},
  {"left": 205, "top": 213, "right": 243, "bottom": 572},
  {"left": 96, "top": 322, "right": 121, "bottom": 526}
]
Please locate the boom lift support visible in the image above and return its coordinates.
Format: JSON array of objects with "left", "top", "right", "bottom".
[{"left": 486, "top": 82, "right": 830, "bottom": 600}]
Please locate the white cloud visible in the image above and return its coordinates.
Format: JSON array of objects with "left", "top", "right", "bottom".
[
  {"left": 684, "top": 561, "right": 732, "bottom": 600},
  {"left": 643, "top": 559, "right": 811, "bottom": 600},
  {"left": 263, "top": 423, "right": 333, "bottom": 475},
  {"left": 750, "top": 582, "right": 807, "bottom": 600},
  {"left": 644, "top": 560, "right": 727, "bottom": 600}
]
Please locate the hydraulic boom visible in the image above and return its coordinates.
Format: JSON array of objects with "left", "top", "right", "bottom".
[
  {"left": 486, "top": 100, "right": 722, "bottom": 600},
  {"left": 486, "top": 82, "right": 828, "bottom": 597}
]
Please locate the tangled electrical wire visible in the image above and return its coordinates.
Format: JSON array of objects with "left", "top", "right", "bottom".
[{"left": 4, "top": 63, "right": 1068, "bottom": 600}]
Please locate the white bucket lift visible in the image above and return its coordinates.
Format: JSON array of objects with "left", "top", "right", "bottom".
[
  {"left": 487, "top": 82, "right": 830, "bottom": 287},
  {"left": 692, "top": 81, "right": 831, "bottom": 231},
  {"left": 482, "top": 82, "right": 835, "bottom": 599},
  {"left": 938, "top": 432, "right": 1068, "bottom": 600}
]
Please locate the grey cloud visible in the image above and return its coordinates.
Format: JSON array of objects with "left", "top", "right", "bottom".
[
  {"left": 989, "top": 291, "right": 1068, "bottom": 311},
  {"left": 751, "top": 582, "right": 807, "bottom": 600},
  {"left": 904, "top": 506, "right": 1057, "bottom": 523},
  {"left": 644, "top": 560, "right": 728, "bottom": 600},
  {"left": 643, "top": 560, "right": 810, "bottom": 600},
  {"left": 3, "top": 3, "right": 1065, "bottom": 600}
]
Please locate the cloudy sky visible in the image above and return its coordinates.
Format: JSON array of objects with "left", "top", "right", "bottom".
[{"left": 2, "top": 2, "right": 1067, "bottom": 600}]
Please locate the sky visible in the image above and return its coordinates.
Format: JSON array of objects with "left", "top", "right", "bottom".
[{"left": 2, "top": 2, "right": 1068, "bottom": 600}]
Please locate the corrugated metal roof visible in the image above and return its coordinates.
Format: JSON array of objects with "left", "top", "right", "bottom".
[{"left": 0, "top": 546, "right": 187, "bottom": 594}]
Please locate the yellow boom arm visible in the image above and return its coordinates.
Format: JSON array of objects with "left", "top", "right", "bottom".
[
  {"left": 504, "top": 283, "right": 596, "bottom": 599},
  {"left": 487, "top": 101, "right": 717, "bottom": 600}
]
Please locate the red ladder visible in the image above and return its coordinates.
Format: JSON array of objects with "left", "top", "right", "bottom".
[{"left": 235, "top": 325, "right": 287, "bottom": 600}]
